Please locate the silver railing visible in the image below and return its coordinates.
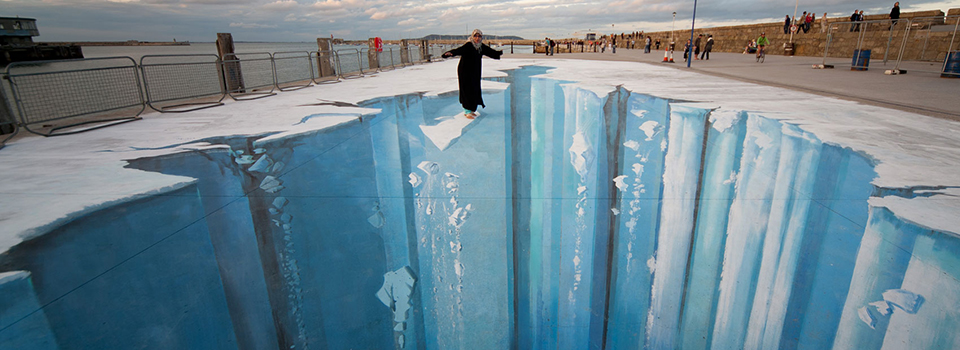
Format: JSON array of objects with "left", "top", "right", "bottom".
[
  {"left": 821, "top": 16, "right": 960, "bottom": 77},
  {"left": 272, "top": 51, "right": 314, "bottom": 91},
  {"left": 222, "top": 52, "right": 277, "bottom": 100},
  {"left": 335, "top": 48, "right": 364, "bottom": 78},
  {"left": 895, "top": 15, "right": 960, "bottom": 77},
  {"left": 359, "top": 48, "right": 379, "bottom": 74},
  {"left": 5, "top": 56, "right": 144, "bottom": 136},
  {"left": 140, "top": 54, "right": 225, "bottom": 113}
]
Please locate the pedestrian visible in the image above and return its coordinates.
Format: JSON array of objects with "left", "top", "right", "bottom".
[
  {"left": 700, "top": 34, "right": 713, "bottom": 60},
  {"left": 801, "top": 12, "right": 808, "bottom": 33},
  {"left": 890, "top": 2, "right": 900, "bottom": 28},
  {"left": 784, "top": 15, "right": 791, "bottom": 34},
  {"left": 683, "top": 39, "right": 691, "bottom": 62},
  {"left": 655, "top": 38, "right": 661, "bottom": 50},
  {"left": 850, "top": 10, "right": 859, "bottom": 32},
  {"left": 644, "top": 36, "right": 652, "bottom": 53},
  {"left": 821, "top": 12, "right": 828, "bottom": 33},
  {"left": 441, "top": 29, "right": 503, "bottom": 119},
  {"left": 857, "top": 10, "right": 865, "bottom": 31},
  {"left": 612, "top": 35, "right": 617, "bottom": 54},
  {"left": 694, "top": 34, "right": 702, "bottom": 59},
  {"left": 804, "top": 12, "right": 813, "bottom": 33}
]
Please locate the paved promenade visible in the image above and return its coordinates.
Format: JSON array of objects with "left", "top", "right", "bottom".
[{"left": 509, "top": 48, "right": 960, "bottom": 121}]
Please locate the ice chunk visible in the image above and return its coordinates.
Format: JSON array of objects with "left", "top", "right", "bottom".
[
  {"left": 280, "top": 213, "right": 293, "bottom": 224},
  {"left": 260, "top": 176, "right": 284, "bottom": 193},
  {"left": 709, "top": 110, "right": 740, "bottom": 132},
  {"left": 870, "top": 300, "right": 893, "bottom": 316},
  {"left": 883, "top": 289, "right": 924, "bottom": 314},
  {"left": 248, "top": 155, "right": 273, "bottom": 173},
  {"left": 647, "top": 256, "right": 656, "bottom": 274},
  {"left": 394, "top": 323, "right": 405, "bottom": 332},
  {"left": 569, "top": 132, "right": 593, "bottom": 179},
  {"left": 253, "top": 148, "right": 267, "bottom": 154},
  {"left": 272, "top": 197, "right": 288, "bottom": 210},
  {"left": 398, "top": 334, "right": 405, "bottom": 348},
  {"left": 376, "top": 284, "right": 393, "bottom": 308},
  {"left": 611, "top": 208, "right": 620, "bottom": 216},
  {"left": 419, "top": 114, "right": 476, "bottom": 150},
  {"left": 269, "top": 208, "right": 280, "bottom": 215},
  {"left": 235, "top": 155, "right": 255, "bottom": 165},
  {"left": 448, "top": 204, "right": 472, "bottom": 227},
  {"left": 271, "top": 161, "right": 285, "bottom": 173},
  {"left": 368, "top": 211, "right": 385, "bottom": 228},
  {"left": 858, "top": 306, "right": 876, "bottom": 329},
  {"left": 614, "top": 175, "right": 629, "bottom": 192},
  {"left": 417, "top": 161, "right": 439, "bottom": 175},
  {"left": 623, "top": 140, "right": 640, "bottom": 151},
  {"left": 639, "top": 120, "right": 661, "bottom": 141},
  {"left": 408, "top": 172, "right": 422, "bottom": 187}
]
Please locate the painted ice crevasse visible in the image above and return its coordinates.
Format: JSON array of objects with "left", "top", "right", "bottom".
[{"left": 1, "top": 65, "right": 958, "bottom": 350}]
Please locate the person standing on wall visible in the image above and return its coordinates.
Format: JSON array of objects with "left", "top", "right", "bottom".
[
  {"left": 784, "top": 15, "right": 792, "bottom": 34},
  {"left": 890, "top": 2, "right": 901, "bottom": 28},
  {"left": 442, "top": 29, "right": 503, "bottom": 119},
  {"left": 701, "top": 34, "right": 713, "bottom": 60},
  {"left": 850, "top": 10, "right": 859, "bottom": 32},
  {"left": 800, "top": 12, "right": 808, "bottom": 33},
  {"left": 694, "top": 34, "right": 702, "bottom": 60},
  {"left": 857, "top": 10, "right": 865, "bottom": 31},
  {"left": 821, "top": 12, "right": 829, "bottom": 33},
  {"left": 655, "top": 38, "right": 661, "bottom": 50}
]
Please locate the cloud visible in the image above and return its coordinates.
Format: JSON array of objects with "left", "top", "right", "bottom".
[
  {"left": 230, "top": 22, "right": 279, "bottom": 29},
  {"left": 263, "top": 0, "right": 299, "bottom": 11}
]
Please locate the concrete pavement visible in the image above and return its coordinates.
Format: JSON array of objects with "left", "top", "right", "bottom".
[{"left": 508, "top": 48, "right": 960, "bottom": 121}]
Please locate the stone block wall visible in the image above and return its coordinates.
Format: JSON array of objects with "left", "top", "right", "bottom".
[{"left": 638, "top": 9, "right": 958, "bottom": 61}]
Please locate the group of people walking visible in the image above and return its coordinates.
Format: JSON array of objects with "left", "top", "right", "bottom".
[{"left": 682, "top": 34, "right": 715, "bottom": 61}]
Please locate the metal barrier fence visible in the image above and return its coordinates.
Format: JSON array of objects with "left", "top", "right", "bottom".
[
  {"left": 222, "top": 52, "right": 276, "bottom": 100},
  {"left": 311, "top": 50, "right": 341, "bottom": 84},
  {"left": 822, "top": 16, "right": 960, "bottom": 77},
  {"left": 0, "top": 44, "right": 435, "bottom": 144},
  {"left": 5, "top": 56, "right": 144, "bottom": 136},
  {"left": 896, "top": 15, "right": 960, "bottom": 77},
  {"left": 272, "top": 51, "right": 314, "bottom": 91},
  {"left": 359, "top": 48, "right": 379, "bottom": 75},
  {"left": 335, "top": 48, "right": 364, "bottom": 78},
  {"left": 140, "top": 54, "right": 225, "bottom": 113}
]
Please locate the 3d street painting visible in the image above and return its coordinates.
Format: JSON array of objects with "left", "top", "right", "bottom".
[{"left": 1, "top": 59, "right": 959, "bottom": 350}]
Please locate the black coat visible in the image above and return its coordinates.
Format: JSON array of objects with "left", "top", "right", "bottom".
[{"left": 444, "top": 43, "right": 502, "bottom": 110}]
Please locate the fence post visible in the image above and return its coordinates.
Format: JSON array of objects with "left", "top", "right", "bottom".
[
  {"left": 367, "top": 38, "right": 381, "bottom": 70},
  {"left": 316, "top": 37, "right": 335, "bottom": 77},
  {"left": 400, "top": 39, "right": 411, "bottom": 65},
  {"left": 217, "top": 33, "right": 244, "bottom": 93}
]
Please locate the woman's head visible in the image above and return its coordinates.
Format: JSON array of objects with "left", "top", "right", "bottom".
[{"left": 470, "top": 29, "right": 483, "bottom": 44}]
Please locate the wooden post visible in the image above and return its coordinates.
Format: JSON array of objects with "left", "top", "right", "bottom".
[
  {"left": 420, "top": 39, "right": 430, "bottom": 62},
  {"left": 366, "top": 38, "right": 380, "bottom": 70},
  {"left": 216, "top": 33, "right": 244, "bottom": 92},
  {"left": 400, "top": 39, "right": 411, "bottom": 65},
  {"left": 316, "top": 38, "right": 335, "bottom": 77}
]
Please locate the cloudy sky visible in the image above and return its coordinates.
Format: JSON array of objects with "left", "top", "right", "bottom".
[{"left": 5, "top": 0, "right": 959, "bottom": 42}]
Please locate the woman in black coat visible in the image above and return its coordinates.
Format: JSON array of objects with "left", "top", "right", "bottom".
[{"left": 442, "top": 29, "right": 503, "bottom": 118}]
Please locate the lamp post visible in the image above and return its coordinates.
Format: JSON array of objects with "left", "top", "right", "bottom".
[
  {"left": 672, "top": 12, "right": 677, "bottom": 46},
  {"left": 687, "top": 0, "right": 699, "bottom": 68}
]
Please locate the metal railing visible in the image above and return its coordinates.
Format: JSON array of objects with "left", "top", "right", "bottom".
[
  {"left": 821, "top": 16, "right": 960, "bottom": 77},
  {"left": 5, "top": 56, "right": 144, "bottom": 136},
  {"left": 221, "top": 52, "right": 276, "bottom": 100},
  {"left": 272, "top": 51, "right": 314, "bottom": 91},
  {"left": 311, "top": 50, "right": 341, "bottom": 84},
  {"left": 895, "top": 15, "right": 960, "bottom": 77},
  {"left": 140, "top": 54, "right": 225, "bottom": 113},
  {"left": 335, "top": 48, "right": 364, "bottom": 78},
  {"left": 359, "top": 48, "right": 379, "bottom": 74},
  {"left": 0, "top": 42, "right": 437, "bottom": 146}
]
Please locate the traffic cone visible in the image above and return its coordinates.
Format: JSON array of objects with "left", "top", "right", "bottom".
[{"left": 663, "top": 48, "right": 670, "bottom": 62}]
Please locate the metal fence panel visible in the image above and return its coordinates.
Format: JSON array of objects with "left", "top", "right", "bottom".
[
  {"left": 822, "top": 19, "right": 909, "bottom": 70},
  {"left": 140, "top": 54, "right": 225, "bottom": 112},
  {"left": 272, "top": 51, "right": 313, "bottom": 91},
  {"left": 408, "top": 44, "right": 422, "bottom": 63},
  {"left": 5, "top": 56, "right": 143, "bottom": 136},
  {"left": 335, "top": 48, "right": 364, "bottom": 78},
  {"left": 222, "top": 52, "right": 276, "bottom": 100},
  {"left": 897, "top": 15, "right": 960, "bottom": 76}
]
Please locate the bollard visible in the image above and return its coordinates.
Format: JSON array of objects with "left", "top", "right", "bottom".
[
  {"left": 400, "top": 39, "right": 411, "bottom": 65},
  {"left": 217, "top": 33, "right": 244, "bottom": 93},
  {"left": 316, "top": 38, "right": 335, "bottom": 77},
  {"left": 420, "top": 39, "right": 430, "bottom": 62}
]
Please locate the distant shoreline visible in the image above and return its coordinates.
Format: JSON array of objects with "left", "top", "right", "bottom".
[{"left": 36, "top": 40, "right": 190, "bottom": 47}]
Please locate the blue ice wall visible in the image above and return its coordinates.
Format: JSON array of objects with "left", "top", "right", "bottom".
[{"left": 4, "top": 65, "right": 960, "bottom": 350}]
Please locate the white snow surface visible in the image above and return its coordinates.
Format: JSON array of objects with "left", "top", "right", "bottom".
[{"left": 1, "top": 58, "right": 960, "bottom": 254}]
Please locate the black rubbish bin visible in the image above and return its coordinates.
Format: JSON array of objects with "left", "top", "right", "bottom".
[
  {"left": 942, "top": 51, "right": 960, "bottom": 78},
  {"left": 784, "top": 43, "right": 795, "bottom": 56},
  {"left": 852, "top": 49, "right": 871, "bottom": 71}
]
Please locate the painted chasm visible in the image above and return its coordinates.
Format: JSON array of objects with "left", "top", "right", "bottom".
[{"left": 1, "top": 64, "right": 957, "bottom": 350}]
